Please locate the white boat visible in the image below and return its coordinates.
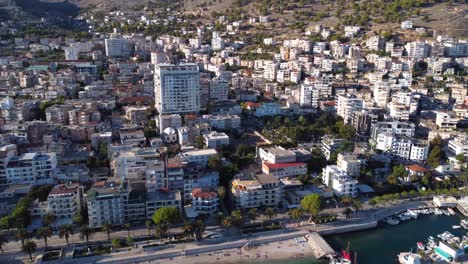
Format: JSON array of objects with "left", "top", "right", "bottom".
[
  {"left": 453, "top": 225, "right": 462, "bottom": 229},
  {"left": 386, "top": 217, "right": 400, "bottom": 225},
  {"left": 417, "top": 242, "right": 425, "bottom": 251},
  {"left": 428, "top": 236, "right": 435, "bottom": 240},
  {"left": 330, "top": 258, "right": 352, "bottom": 264},
  {"left": 448, "top": 208, "right": 456, "bottom": 215}
]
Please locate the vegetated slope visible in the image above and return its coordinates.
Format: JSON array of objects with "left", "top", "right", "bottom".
[{"left": 183, "top": 0, "right": 468, "bottom": 37}]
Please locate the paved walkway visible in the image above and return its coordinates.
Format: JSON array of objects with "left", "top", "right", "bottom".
[{"left": 0, "top": 199, "right": 434, "bottom": 263}]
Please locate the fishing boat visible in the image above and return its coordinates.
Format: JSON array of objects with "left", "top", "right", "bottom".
[
  {"left": 330, "top": 258, "right": 352, "bottom": 264},
  {"left": 452, "top": 225, "right": 461, "bottom": 229},
  {"left": 385, "top": 217, "right": 399, "bottom": 225}
]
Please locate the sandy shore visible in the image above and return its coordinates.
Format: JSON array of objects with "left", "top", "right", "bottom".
[{"left": 140, "top": 238, "right": 314, "bottom": 264}]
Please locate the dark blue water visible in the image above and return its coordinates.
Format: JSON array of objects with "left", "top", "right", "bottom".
[{"left": 324, "top": 214, "right": 464, "bottom": 264}]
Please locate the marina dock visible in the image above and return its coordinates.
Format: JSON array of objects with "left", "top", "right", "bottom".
[{"left": 306, "top": 233, "right": 335, "bottom": 258}]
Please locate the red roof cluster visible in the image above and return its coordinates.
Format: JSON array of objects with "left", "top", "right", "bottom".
[
  {"left": 191, "top": 188, "right": 217, "bottom": 199},
  {"left": 406, "top": 164, "right": 429, "bottom": 173}
]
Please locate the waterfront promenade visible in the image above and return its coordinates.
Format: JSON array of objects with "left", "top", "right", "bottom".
[{"left": 0, "top": 199, "right": 433, "bottom": 263}]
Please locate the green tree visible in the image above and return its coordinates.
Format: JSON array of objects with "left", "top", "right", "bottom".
[
  {"left": 73, "top": 214, "right": 85, "bottom": 227},
  {"left": 183, "top": 221, "right": 194, "bottom": 239},
  {"left": 341, "top": 195, "right": 352, "bottom": 207},
  {"left": 0, "top": 232, "right": 7, "bottom": 252},
  {"left": 343, "top": 207, "right": 353, "bottom": 219},
  {"left": 193, "top": 219, "right": 206, "bottom": 241},
  {"left": 102, "top": 222, "right": 113, "bottom": 240},
  {"left": 58, "top": 224, "right": 73, "bottom": 244},
  {"left": 264, "top": 207, "right": 276, "bottom": 220},
  {"left": 22, "top": 240, "right": 37, "bottom": 261},
  {"left": 42, "top": 213, "right": 56, "bottom": 227},
  {"left": 145, "top": 220, "right": 152, "bottom": 236},
  {"left": 79, "top": 225, "right": 95, "bottom": 243},
  {"left": 152, "top": 207, "right": 181, "bottom": 240},
  {"left": 456, "top": 154, "right": 465, "bottom": 164},
  {"left": 428, "top": 146, "right": 443, "bottom": 168},
  {"left": 301, "top": 194, "right": 322, "bottom": 219},
  {"left": 390, "top": 165, "right": 408, "bottom": 183},
  {"left": 124, "top": 223, "right": 131, "bottom": 238},
  {"left": 126, "top": 236, "right": 134, "bottom": 247},
  {"left": 231, "top": 209, "right": 243, "bottom": 226},
  {"left": 195, "top": 136, "right": 205, "bottom": 149},
  {"left": 15, "top": 228, "right": 29, "bottom": 247},
  {"left": 36, "top": 226, "right": 52, "bottom": 247},
  {"left": 289, "top": 208, "right": 303, "bottom": 225},
  {"left": 351, "top": 199, "right": 362, "bottom": 214},
  {"left": 111, "top": 238, "right": 121, "bottom": 249},
  {"left": 222, "top": 216, "right": 232, "bottom": 231},
  {"left": 248, "top": 208, "right": 258, "bottom": 223}
]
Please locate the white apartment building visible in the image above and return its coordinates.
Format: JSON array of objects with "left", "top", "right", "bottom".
[
  {"left": 366, "top": 36, "right": 384, "bottom": 50},
  {"left": 405, "top": 41, "right": 430, "bottom": 59},
  {"left": 145, "top": 190, "right": 182, "bottom": 221},
  {"left": 373, "top": 82, "right": 391, "bottom": 107},
  {"left": 448, "top": 136, "right": 468, "bottom": 156},
  {"left": 64, "top": 47, "right": 80, "bottom": 60},
  {"left": 202, "top": 114, "right": 241, "bottom": 130},
  {"left": 337, "top": 93, "right": 363, "bottom": 124},
  {"left": 371, "top": 121, "right": 415, "bottom": 141},
  {"left": 300, "top": 84, "right": 320, "bottom": 108},
  {"left": 0, "top": 144, "right": 17, "bottom": 186},
  {"left": 6, "top": 153, "right": 57, "bottom": 185},
  {"left": 105, "top": 37, "right": 132, "bottom": 57},
  {"left": 209, "top": 79, "right": 229, "bottom": 102},
  {"left": 154, "top": 64, "right": 200, "bottom": 115},
  {"left": 435, "top": 111, "right": 459, "bottom": 130},
  {"left": 255, "top": 102, "right": 281, "bottom": 117},
  {"left": 146, "top": 160, "right": 166, "bottom": 192},
  {"left": 258, "top": 146, "right": 296, "bottom": 164},
  {"left": 190, "top": 188, "right": 219, "bottom": 216},
  {"left": 180, "top": 148, "right": 218, "bottom": 166},
  {"left": 203, "top": 132, "right": 229, "bottom": 148},
  {"left": 410, "top": 141, "right": 430, "bottom": 162},
  {"left": 211, "top": 31, "right": 225, "bottom": 51},
  {"left": 337, "top": 153, "right": 361, "bottom": 177},
  {"left": 47, "top": 183, "right": 84, "bottom": 225},
  {"left": 261, "top": 162, "right": 307, "bottom": 178},
  {"left": 322, "top": 165, "right": 358, "bottom": 197},
  {"left": 401, "top": 20, "right": 413, "bottom": 30},
  {"left": 86, "top": 182, "right": 124, "bottom": 228},
  {"left": 230, "top": 174, "right": 283, "bottom": 209}
]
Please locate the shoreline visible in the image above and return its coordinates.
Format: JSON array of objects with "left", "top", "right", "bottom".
[{"left": 138, "top": 238, "right": 317, "bottom": 264}]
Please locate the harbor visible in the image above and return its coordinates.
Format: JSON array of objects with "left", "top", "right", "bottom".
[{"left": 325, "top": 211, "right": 466, "bottom": 264}]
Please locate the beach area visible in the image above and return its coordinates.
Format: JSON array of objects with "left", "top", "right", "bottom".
[{"left": 140, "top": 238, "right": 316, "bottom": 264}]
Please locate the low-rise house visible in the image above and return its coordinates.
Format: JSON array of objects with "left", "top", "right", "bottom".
[{"left": 322, "top": 165, "right": 357, "bottom": 197}]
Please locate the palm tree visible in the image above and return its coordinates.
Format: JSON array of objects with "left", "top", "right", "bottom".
[
  {"left": 231, "top": 210, "right": 243, "bottom": 225},
  {"left": 183, "top": 222, "right": 194, "bottom": 239},
  {"left": 102, "top": 222, "right": 112, "bottom": 240},
  {"left": 352, "top": 199, "right": 362, "bottom": 215},
  {"left": 248, "top": 208, "right": 258, "bottom": 223},
  {"left": 36, "top": 226, "right": 52, "bottom": 247},
  {"left": 264, "top": 207, "right": 276, "bottom": 221},
  {"left": 22, "top": 240, "right": 37, "bottom": 261},
  {"left": 79, "top": 225, "right": 95, "bottom": 243},
  {"left": 343, "top": 208, "right": 353, "bottom": 219},
  {"left": 124, "top": 223, "right": 131, "bottom": 238},
  {"left": 58, "top": 224, "right": 73, "bottom": 244},
  {"left": 289, "top": 208, "right": 303, "bottom": 225},
  {"left": 145, "top": 220, "right": 152, "bottom": 236},
  {"left": 341, "top": 196, "right": 352, "bottom": 207},
  {"left": 222, "top": 216, "right": 232, "bottom": 231},
  {"left": 155, "top": 224, "right": 168, "bottom": 242},
  {"left": 15, "top": 228, "right": 29, "bottom": 247},
  {"left": 193, "top": 219, "right": 206, "bottom": 241},
  {"left": 73, "top": 214, "right": 85, "bottom": 227},
  {"left": 42, "top": 213, "right": 56, "bottom": 228},
  {"left": 0, "top": 232, "right": 7, "bottom": 252},
  {"left": 217, "top": 186, "right": 226, "bottom": 200}
]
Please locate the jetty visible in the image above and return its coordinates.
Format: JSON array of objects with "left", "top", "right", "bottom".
[{"left": 306, "top": 233, "right": 335, "bottom": 258}]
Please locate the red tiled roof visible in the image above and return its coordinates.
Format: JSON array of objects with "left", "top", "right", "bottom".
[
  {"left": 264, "top": 162, "right": 307, "bottom": 169},
  {"left": 191, "top": 188, "right": 217, "bottom": 199},
  {"left": 406, "top": 164, "right": 429, "bottom": 173},
  {"left": 246, "top": 102, "right": 260, "bottom": 108}
]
